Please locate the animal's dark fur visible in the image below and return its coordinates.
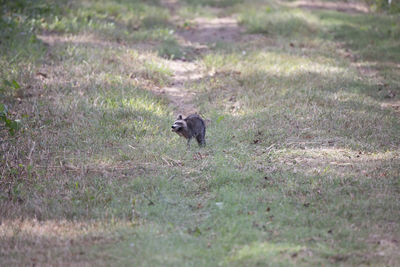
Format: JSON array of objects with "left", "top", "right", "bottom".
[{"left": 171, "top": 114, "right": 206, "bottom": 148}]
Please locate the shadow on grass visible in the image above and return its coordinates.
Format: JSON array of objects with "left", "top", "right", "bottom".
[
  {"left": 188, "top": 66, "right": 400, "bottom": 151},
  {"left": 319, "top": 10, "right": 400, "bottom": 62}
]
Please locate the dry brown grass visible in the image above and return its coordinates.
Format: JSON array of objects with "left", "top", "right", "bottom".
[{"left": 0, "top": 218, "right": 129, "bottom": 266}]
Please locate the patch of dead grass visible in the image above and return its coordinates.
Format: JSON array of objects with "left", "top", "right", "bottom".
[
  {"left": 0, "top": 218, "right": 129, "bottom": 265},
  {"left": 260, "top": 146, "right": 400, "bottom": 178}
]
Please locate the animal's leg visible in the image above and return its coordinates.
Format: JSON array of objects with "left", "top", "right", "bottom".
[{"left": 196, "top": 134, "right": 206, "bottom": 147}]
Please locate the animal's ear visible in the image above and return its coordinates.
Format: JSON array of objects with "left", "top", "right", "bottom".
[{"left": 177, "top": 114, "right": 183, "bottom": 120}]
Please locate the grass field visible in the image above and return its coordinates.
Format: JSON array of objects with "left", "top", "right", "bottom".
[{"left": 1, "top": 0, "right": 399, "bottom": 265}]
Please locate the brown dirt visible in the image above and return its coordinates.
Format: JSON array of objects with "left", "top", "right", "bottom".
[
  {"left": 159, "top": 0, "right": 245, "bottom": 116},
  {"left": 288, "top": 0, "right": 370, "bottom": 14},
  {"left": 157, "top": 60, "right": 203, "bottom": 115},
  {"left": 177, "top": 17, "right": 244, "bottom": 45}
]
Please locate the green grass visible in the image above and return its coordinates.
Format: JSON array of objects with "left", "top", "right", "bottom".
[
  {"left": 157, "top": 38, "right": 185, "bottom": 60},
  {"left": 184, "top": 0, "right": 244, "bottom": 8},
  {"left": 1, "top": 0, "right": 400, "bottom": 266},
  {"left": 239, "top": 7, "right": 319, "bottom": 37}
]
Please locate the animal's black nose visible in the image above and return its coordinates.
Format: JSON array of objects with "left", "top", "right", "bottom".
[{"left": 171, "top": 126, "right": 175, "bottom": 129}]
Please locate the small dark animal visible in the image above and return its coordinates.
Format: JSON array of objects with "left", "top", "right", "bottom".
[{"left": 171, "top": 114, "right": 206, "bottom": 148}]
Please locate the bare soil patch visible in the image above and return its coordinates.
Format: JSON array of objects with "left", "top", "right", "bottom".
[
  {"left": 155, "top": 60, "right": 202, "bottom": 115},
  {"left": 159, "top": 0, "right": 245, "bottom": 115},
  {"left": 177, "top": 17, "right": 244, "bottom": 46},
  {"left": 289, "top": 0, "right": 369, "bottom": 14}
]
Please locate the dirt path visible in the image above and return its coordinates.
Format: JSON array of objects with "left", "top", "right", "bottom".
[
  {"left": 37, "top": 1, "right": 245, "bottom": 116},
  {"left": 288, "top": 0, "right": 369, "bottom": 14},
  {"left": 160, "top": 0, "right": 244, "bottom": 115},
  {"left": 160, "top": 60, "right": 202, "bottom": 115}
]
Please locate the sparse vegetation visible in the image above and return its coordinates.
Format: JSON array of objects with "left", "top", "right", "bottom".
[
  {"left": 157, "top": 38, "right": 185, "bottom": 60},
  {"left": 1, "top": 0, "right": 399, "bottom": 266}
]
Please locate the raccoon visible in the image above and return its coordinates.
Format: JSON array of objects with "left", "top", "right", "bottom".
[{"left": 171, "top": 114, "right": 206, "bottom": 148}]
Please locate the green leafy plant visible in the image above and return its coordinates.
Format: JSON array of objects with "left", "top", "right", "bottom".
[{"left": 0, "top": 103, "right": 21, "bottom": 136}]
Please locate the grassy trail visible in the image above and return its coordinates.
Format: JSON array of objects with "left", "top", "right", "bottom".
[{"left": 1, "top": 0, "right": 400, "bottom": 266}]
